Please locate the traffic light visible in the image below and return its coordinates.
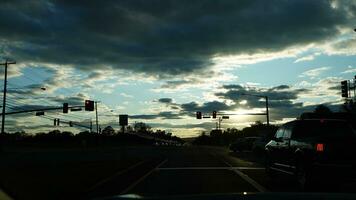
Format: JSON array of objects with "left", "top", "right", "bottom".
[
  {"left": 196, "top": 111, "right": 202, "bottom": 119},
  {"left": 341, "top": 80, "right": 348, "bottom": 98},
  {"left": 85, "top": 100, "right": 95, "bottom": 111},
  {"left": 63, "top": 103, "right": 69, "bottom": 113},
  {"left": 54, "top": 119, "right": 60, "bottom": 126},
  {"left": 212, "top": 111, "right": 217, "bottom": 119}
]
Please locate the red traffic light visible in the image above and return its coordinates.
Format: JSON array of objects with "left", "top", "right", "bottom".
[
  {"left": 196, "top": 111, "right": 202, "bottom": 119},
  {"left": 63, "top": 103, "right": 69, "bottom": 113},
  {"left": 85, "top": 100, "right": 95, "bottom": 111},
  {"left": 212, "top": 111, "right": 217, "bottom": 119}
]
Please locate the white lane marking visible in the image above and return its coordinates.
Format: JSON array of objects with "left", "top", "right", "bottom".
[
  {"left": 222, "top": 160, "right": 268, "bottom": 192},
  {"left": 274, "top": 162, "right": 296, "bottom": 169},
  {"left": 156, "top": 167, "right": 265, "bottom": 170},
  {"left": 120, "top": 159, "right": 168, "bottom": 194},
  {"left": 270, "top": 167, "right": 294, "bottom": 175},
  {"left": 87, "top": 160, "right": 146, "bottom": 192},
  {"left": 0, "top": 189, "right": 13, "bottom": 200}
]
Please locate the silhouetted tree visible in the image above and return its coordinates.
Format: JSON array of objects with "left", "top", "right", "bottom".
[
  {"left": 102, "top": 126, "right": 115, "bottom": 135},
  {"left": 134, "top": 122, "right": 151, "bottom": 133}
]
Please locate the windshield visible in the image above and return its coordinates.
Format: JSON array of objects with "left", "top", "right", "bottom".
[{"left": 0, "top": 1, "right": 356, "bottom": 200}]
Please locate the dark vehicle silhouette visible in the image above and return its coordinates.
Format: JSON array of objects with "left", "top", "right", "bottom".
[
  {"left": 252, "top": 137, "right": 270, "bottom": 154},
  {"left": 265, "top": 119, "right": 356, "bottom": 190},
  {"left": 230, "top": 137, "right": 261, "bottom": 152}
]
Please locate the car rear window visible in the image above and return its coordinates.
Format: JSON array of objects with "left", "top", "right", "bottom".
[{"left": 293, "top": 120, "right": 355, "bottom": 139}]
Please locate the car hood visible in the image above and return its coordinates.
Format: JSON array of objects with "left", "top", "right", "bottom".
[{"left": 96, "top": 192, "right": 356, "bottom": 200}]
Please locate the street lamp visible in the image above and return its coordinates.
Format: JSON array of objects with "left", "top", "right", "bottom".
[{"left": 240, "top": 93, "right": 270, "bottom": 126}]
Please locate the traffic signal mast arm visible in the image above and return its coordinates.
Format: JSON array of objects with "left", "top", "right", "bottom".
[
  {"left": 51, "top": 117, "right": 91, "bottom": 129},
  {"left": 0, "top": 105, "right": 85, "bottom": 116}
]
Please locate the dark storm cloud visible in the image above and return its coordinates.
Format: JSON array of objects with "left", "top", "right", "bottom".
[
  {"left": 48, "top": 93, "right": 87, "bottom": 105},
  {"left": 130, "top": 111, "right": 182, "bottom": 120},
  {"left": 157, "top": 98, "right": 173, "bottom": 104},
  {"left": 6, "top": 104, "right": 53, "bottom": 113},
  {"left": 0, "top": 0, "right": 352, "bottom": 76},
  {"left": 174, "top": 84, "right": 333, "bottom": 121},
  {"left": 270, "top": 85, "right": 290, "bottom": 90},
  {"left": 131, "top": 83, "right": 341, "bottom": 122},
  {"left": 217, "top": 84, "right": 308, "bottom": 103},
  {"left": 179, "top": 101, "right": 234, "bottom": 117}
]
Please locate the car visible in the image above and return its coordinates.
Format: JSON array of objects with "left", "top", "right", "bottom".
[
  {"left": 252, "top": 137, "right": 269, "bottom": 154},
  {"left": 229, "top": 137, "right": 261, "bottom": 152},
  {"left": 265, "top": 119, "right": 356, "bottom": 190}
]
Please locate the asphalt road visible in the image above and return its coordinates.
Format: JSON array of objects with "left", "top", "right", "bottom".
[
  {"left": 1, "top": 146, "right": 356, "bottom": 200},
  {"left": 85, "top": 146, "right": 356, "bottom": 199}
]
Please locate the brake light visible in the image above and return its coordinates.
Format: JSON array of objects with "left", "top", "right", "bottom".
[{"left": 316, "top": 143, "right": 324, "bottom": 152}]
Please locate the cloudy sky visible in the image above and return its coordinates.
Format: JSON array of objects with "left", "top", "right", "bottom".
[{"left": 1, "top": 0, "right": 356, "bottom": 137}]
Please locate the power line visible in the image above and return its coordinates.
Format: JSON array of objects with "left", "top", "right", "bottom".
[
  {"left": 5, "top": 85, "right": 90, "bottom": 121},
  {"left": 12, "top": 67, "right": 79, "bottom": 95}
]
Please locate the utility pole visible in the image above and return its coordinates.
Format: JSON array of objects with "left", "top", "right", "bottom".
[
  {"left": 218, "top": 117, "right": 222, "bottom": 130},
  {"left": 95, "top": 101, "right": 99, "bottom": 134},
  {"left": 90, "top": 119, "right": 93, "bottom": 133},
  {"left": 240, "top": 93, "right": 270, "bottom": 126},
  {"left": 353, "top": 76, "right": 356, "bottom": 102},
  {"left": 265, "top": 96, "right": 269, "bottom": 126},
  {"left": 0, "top": 60, "right": 16, "bottom": 134}
]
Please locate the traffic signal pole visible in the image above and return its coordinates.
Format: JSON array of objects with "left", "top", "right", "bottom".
[
  {"left": 95, "top": 101, "right": 99, "bottom": 134},
  {"left": 0, "top": 60, "right": 16, "bottom": 134},
  {"left": 265, "top": 96, "right": 270, "bottom": 126}
]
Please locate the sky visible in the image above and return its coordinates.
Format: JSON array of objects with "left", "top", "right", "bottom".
[{"left": 1, "top": 0, "right": 356, "bottom": 137}]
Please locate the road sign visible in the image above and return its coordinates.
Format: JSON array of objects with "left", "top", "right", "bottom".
[
  {"left": 119, "top": 114, "right": 128, "bottom": 126},
  {"left": 70, "top": 108, "right": 82, "bottom": 111},
  {"left": 35, "top": 111, "right": 44, "bottom": 116}
]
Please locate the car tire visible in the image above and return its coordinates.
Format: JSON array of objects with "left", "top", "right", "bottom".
[
  {"left": 295, "top": 161, "right": 312, "bottom": 191},
  {"left": 265, "top": 154, "right": 275, "bottom": 176}
]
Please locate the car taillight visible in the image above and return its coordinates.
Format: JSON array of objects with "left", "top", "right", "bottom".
[{"left": 316, "top": 143, "right": 324, "bottom": 152}]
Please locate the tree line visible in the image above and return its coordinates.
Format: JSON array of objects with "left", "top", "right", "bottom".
[
  {"left": 192, "top": 121, "right": 278, "bottom": 146},
  {"left": 0, "top": 122, "right": 184, "bottom": 148}
]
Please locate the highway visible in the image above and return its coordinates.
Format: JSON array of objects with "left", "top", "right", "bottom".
[
  {"left": 85, "top": 146, "right": 356, "bottom": 199},
  {"left": 1, "top": 146, "right": 356, "bottom": 200}
]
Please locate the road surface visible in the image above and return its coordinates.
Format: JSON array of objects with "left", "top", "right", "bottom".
[
  {"left": 85, "top": 146, "right": 356, "bottom": 199},
  {"left": 0, "top": 146, "right": 355, "bottom": 200}
]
